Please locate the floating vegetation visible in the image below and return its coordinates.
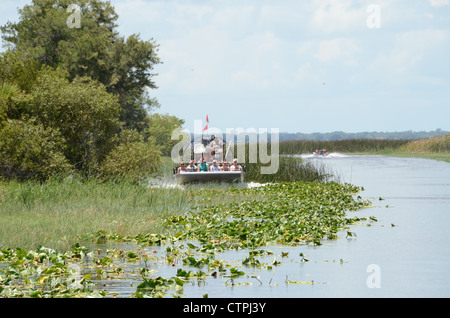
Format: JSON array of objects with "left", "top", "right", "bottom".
[
  {"left": 165, "top": 182, "right": 371, "bottom": 248},
  {"left": 1, "top": 181, "right": 376, "bottom": 298}
]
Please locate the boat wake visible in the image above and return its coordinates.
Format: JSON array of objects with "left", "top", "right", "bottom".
[{"left": 146, "top": 177, "right": 266, "bottom": 189}]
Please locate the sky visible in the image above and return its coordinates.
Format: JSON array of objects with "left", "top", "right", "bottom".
[{"left": 1, "top": 0, "right": 450, "bottom": 134}]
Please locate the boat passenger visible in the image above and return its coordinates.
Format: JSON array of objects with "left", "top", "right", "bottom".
[
  {"left": 230, "top": 159, "right": 242, "bottom": 171},
  {"left": 198, "top": 159, "right": 208, "bottom": 172},
  {"left": 177, "top": 161, "right": 188, "bottom": 173},
  {"left": 210, "top": 160, "right": 221, "bottom": 172},
  {"left": 221, "top": 161, "right": 230, "bottom": 171},
  {"left": 186, "top": 160, "right": 197, "bottom": 172}
]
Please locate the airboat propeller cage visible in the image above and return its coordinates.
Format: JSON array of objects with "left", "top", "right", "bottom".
[{"left": 185, "top": 134, "right": 226, "bottom": 163}]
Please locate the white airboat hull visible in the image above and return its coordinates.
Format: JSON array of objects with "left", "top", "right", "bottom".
[{"left": 174, "top": 171, "right": 244, "bottom": 185}]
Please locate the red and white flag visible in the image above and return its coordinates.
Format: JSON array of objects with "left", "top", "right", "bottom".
[{"left": 203, "top": 115, "right": 209, "bottom": 131}]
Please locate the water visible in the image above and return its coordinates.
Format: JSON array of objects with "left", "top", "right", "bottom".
[
  {"left": 173, "top": 154, "right": 450, "bottom": 297},
  {"left": 292, "top": 154, "right": 450, "bottom": 297}
]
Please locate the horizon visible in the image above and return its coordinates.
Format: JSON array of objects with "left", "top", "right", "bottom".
[{"left": 1, "top": 0, "right": 449, "bottom": 134}]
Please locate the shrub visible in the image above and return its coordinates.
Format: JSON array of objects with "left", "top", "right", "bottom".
[
  {"left": 0, "top": 119, "right": 72, "bottom": 181},
  {"left": 99, "top": 130, "right": 161, "bottom": 182}
]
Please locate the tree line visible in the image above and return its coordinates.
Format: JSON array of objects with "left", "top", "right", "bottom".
[{"left": 0, "top": 0, "right": 183, "bottom": 182}]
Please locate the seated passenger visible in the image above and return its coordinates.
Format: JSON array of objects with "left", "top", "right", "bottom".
[
  {"left": 210, "top": 160, "right": 221, "bottom": 172},
  {"left": 198, "top": 159, "right": 208, "bottom": 172},
  {"left": 177, "top": 161, "right": 188, "bottom": 173},
  {"left": 221, "top": 161, "right": 230, "bottom": 171},
  {"left": 186, "top": 160, "right": 197, "bottom": 172},
  {"left": 230, "top": 159, "right": 242, "bottom": 171}
]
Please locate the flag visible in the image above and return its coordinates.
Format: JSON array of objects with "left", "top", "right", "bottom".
[
  {"left": 206, "top": 115, "right": 209, "bottom": 123},
  {"left": 203, "top": 124, "right": 208, "bottom": 131}
]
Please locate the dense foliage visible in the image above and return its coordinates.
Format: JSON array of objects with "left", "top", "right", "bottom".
[
  {"left": 0, "top": 119, "right": 71, "bottom": 180},
  {"left": 1, "top": 0, "right": 161, "bottom": 130},
  {"left": 0, "top": 0, "right": 184, "bottom": 182},
  {"left": 0, "top": 52, "right": 161, "bottom": 181}
]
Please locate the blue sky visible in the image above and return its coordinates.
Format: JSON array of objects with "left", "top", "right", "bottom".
[{"left": 1, "top": 0, "right": 450, "bottom": 133}]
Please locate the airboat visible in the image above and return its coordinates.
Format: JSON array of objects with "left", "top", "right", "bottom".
[
  {"left": 173, "top": 135, "right": 245, "bottom": 184},
  {"left": 313, "top": 149, "right": 329, "bottom": 157}
]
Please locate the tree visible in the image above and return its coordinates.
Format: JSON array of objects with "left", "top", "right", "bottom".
[
  {"left": 27, "top": 66, "right": 121, "bottom": 171},
  {"left": 1, "top": 0, "right": 161, "bottom": 130},
  {"left": 144, "top": 113, "right": 185, "bottom": 156},
  {"left": 0, "top": 51, "right": 163, "bottom": 181}
]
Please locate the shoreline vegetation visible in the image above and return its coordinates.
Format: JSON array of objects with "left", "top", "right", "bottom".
[
  {"left": 1, "top": 135, "right": 447, "bottom": 253},
  {"left": 1, "top": 136, "right": 448, "bottom": 298},
  {"left": 1, "top": 134, "right": 449, "bottom": 297}
]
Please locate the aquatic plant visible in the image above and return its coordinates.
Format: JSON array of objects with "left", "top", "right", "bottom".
[{"left": 166, "top": 182, "right": 371, "bottom": 248}]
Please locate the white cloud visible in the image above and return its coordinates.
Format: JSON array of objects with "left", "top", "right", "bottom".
[
  {"left": 315, "top": 38, "right": 360, "bottom": 65},
  {"left": 310, "top": 0, "right": 367, "bottom": 34},
  {"left": 428, "top": 0, "right": 450, "bottom": 7},
  {"left": 111, "top": 0, "right": 450, "bottom": 132},
  {"left": 369, "top": 29, "right": 449, "bottom": 83}
]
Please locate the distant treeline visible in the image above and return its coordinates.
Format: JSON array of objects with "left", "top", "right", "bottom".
[{"left": 278, "top": 129, "right": 449, "bottom": 142}]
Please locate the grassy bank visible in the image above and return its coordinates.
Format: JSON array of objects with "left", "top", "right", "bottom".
[
  {"left": 0, "top": 154, "right": 330, "bottom": 251},
  {"left": 347, "top": 134, "right": 450, "bottom": 163},
  {"left": 0, "top": 176, "right": 193, "bottom": 251}
]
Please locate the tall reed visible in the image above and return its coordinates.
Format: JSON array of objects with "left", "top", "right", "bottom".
[
  {"left": 0, "top": 175, "right": 192, "bottom": 251},
  {"left": 279, "top": 139, "right": 410, "bottom": 154},
  {"left": 400, "top": 133, "right": 450, "bottom": 153},
  {"left": 244, "top": 156, "right": 333, "bottom": 183},
  {"left": 227, "top": 143, "right": 333, "bottom": 183}
]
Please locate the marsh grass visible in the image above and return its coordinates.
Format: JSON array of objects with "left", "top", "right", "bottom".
[
  {"left": 399, "top": 133, "right": 450, "bottom": 153},
  {"left": 279, "top": 139, "right": 410, "bottom": 154},
  {"left": 245, "top": 156, "right": 334, "bottom": 183},
  {"left": 0, "top": 151, "right": 334, "bottom": 251},
  {"left": 228, "top": 143, "right": 332, "bottom": 183},
  {"left": 0, "top": 175, "right": 193, "bottom": 251}
]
